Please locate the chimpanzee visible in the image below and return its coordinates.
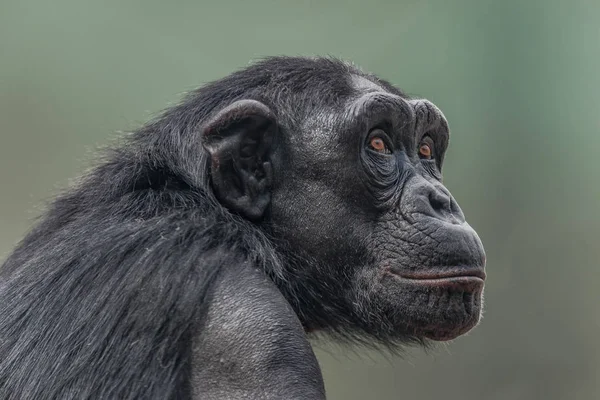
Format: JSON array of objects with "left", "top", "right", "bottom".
[{"left": 0, "top": 57, "right": 486, "bottom": 399}]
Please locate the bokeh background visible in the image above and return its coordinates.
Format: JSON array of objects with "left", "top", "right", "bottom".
[{"left": 1, "top": 0, "right": 598, "bottom": 399}]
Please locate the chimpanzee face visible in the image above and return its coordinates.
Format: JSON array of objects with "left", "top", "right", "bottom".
[{"left": 266, "top": 79, "right": 486, "bottom": 342}]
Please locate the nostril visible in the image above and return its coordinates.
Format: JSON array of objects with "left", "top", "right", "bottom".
[
  {"left": 418, "top": 184, "right": 465, "bottom": 224},
  {"left": 428, "top": 190, "right": 451, "bottom": 214}
]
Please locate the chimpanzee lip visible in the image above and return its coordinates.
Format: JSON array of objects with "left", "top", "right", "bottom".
[
  {"left": 387, "top": 267, "right": 486, "bottom": 287},
  {"left": 398, "top": 268, "right": 486, "bottom": 281}
]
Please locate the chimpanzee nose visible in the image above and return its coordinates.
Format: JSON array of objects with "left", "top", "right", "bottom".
[
  {"left": 401, "top": 176, "right": 465, "bottom": 225},
  {"left": 428, "top": 188, "right": 452, "bottom": 214},
  {"left": 423, "top": 183, "right": 464, "bottom": 224}
]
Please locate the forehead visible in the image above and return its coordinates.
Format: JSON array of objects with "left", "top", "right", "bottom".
[
  {"left": 294, "top": 71, "right": 406, "bottom": 137},
  {"left": 346, "top": 74, "right": 410, "bottom": 114},
  {"left": 343, "top": 74, "right": 412, "bottom": 125},
  {"left": 350, "top": 75, "right": 387, "bottom": 93}
]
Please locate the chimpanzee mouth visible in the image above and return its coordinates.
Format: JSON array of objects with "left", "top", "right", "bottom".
[{"left": 387, "top": 267, "right": 486, "bottom": 290}]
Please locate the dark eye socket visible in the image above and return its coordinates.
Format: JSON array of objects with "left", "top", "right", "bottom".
[
  {"left": 418, "top": 136, "right": 435, "bottom": 160},
  {"left": 366, "top": 129, "right": 392, "bottom": 154}
]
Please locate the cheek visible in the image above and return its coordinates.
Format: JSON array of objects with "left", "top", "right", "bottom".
[
  {"left": 267, "top": 150, "right": 374, "bottom": 264},
  {"left": 268, "top": 179, "right": 371, "bottom": 264}
]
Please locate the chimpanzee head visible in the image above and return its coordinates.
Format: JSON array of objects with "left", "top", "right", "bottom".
[{"left": 202, "top": 57, "right": 486, "bottom": 345}]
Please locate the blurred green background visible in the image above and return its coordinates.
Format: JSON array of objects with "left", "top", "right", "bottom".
[{"left": 1, "top": 0, "right": 598, "bottom": 399}]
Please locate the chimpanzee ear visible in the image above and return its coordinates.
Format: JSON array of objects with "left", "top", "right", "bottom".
[{"left": 202, "top": 100, "right": 276, "bottom": 220}]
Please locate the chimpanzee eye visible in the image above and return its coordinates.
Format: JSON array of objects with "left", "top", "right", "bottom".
[
  {"left": 418, "top": 137, "right": 434, "bottom": 160},
  {"left": 419, "top": 144, "right": 432, "bottom": 159},
  {"left": 367, "top": 130, "right": 392, "bottom": 154}
]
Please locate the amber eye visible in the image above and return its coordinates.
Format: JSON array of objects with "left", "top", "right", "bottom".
[
  {"left": 419, "top": 143, "right": 432, "bottom": 159},
  {"left": 368, "top": 137, "right": 390, "bottom": 154}
]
